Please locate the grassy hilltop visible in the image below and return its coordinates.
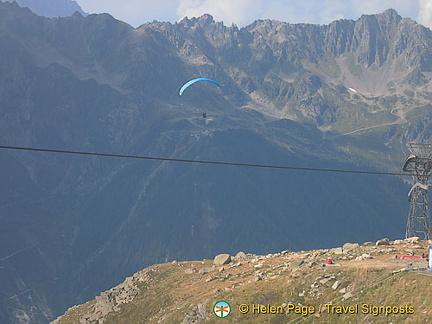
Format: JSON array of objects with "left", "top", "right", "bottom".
[{"left": 53, "top": 238, "right": 432, "bottom": 324}]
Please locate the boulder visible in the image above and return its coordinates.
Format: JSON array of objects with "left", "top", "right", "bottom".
[
  {"left": 355, "top": 254, "right": 373, "bottom": 261},
  {"left": 376, "top": 238, "right": 390, "bottom": 246},
  {"left": 404, "top": 237, "right": 420, "bottom": 244},
  {"left": 343, "top": 243, "right": 360, "bottom": 252},
  {"left": 235, "top": 251, "right": 247, "bottom": 260},
  {"left": 342, "top": 292, "right": 353, "bottom": 300},
  {"left": 319, "top": 277, "right": 332, "bottom": 285},
  {"left": 213, "top": 254, "right": 231, "bottom": 266},
  {"left": 332, "top": 281, "right": 341, "bottom": 290},
  {"left": 182, "top": 301, "right": 208, "bottom": 324}
]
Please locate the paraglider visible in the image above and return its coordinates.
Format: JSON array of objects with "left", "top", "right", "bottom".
[
  {"left": 179, "top": 78, "right": 221, "bottom": 96},
  {"left": 179, "top": 77, "right": 221, "bottom": 120}
]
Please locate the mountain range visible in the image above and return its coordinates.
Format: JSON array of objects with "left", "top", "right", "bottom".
[{"left": 0, "top": 1, "right": 431, "bottom": 323}]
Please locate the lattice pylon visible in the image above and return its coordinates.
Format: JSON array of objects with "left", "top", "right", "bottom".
[
  {"left": 402, "top": 143, "right": 432, "bottom": 240},
  {"left": 406, "top": 185, "right": 430, "bottom": 239}
]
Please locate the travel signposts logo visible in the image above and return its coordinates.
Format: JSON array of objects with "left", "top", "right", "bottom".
[{"left": 213, "top": 301, "right": 231, "bottom": 318}]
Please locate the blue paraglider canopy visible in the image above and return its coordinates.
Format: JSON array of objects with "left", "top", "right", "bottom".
[{"left": 179, "top": 78, "right": 221, "bottom": 96}]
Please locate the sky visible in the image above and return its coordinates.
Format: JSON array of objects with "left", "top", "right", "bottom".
[{"left": 74, "top": 0, "right": 432, "bottom": 29}]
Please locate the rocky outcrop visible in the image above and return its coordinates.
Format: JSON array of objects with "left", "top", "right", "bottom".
[
  {"left": 52, "top": 268, "right": 153, "bottom": 324},
  {"left": 182, "top": 301, "right": 209, "bottom": 324}
]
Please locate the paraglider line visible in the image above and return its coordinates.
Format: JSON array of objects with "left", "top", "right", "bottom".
[{"left": 0, "top": 145, "right": 408, "bottom": 176}]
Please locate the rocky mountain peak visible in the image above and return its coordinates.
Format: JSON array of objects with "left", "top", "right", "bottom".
[
  {"left": 377, "top": 8, "right": 402, "bottom": 27},
  {"left": 178, "top": 14, "right": 217, "bottom": 29},
  {"left": 197, "top": 14, "right": 215, "bottom": 24}
]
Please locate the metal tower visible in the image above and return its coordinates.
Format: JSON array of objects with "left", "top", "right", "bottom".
[{"left": 402, "top": 143, "right": 432, "bottom": 240}]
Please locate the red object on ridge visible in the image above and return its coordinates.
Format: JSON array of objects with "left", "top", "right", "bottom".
[{"left": 396, "top": 255, "right": 422, "bottom": 259}]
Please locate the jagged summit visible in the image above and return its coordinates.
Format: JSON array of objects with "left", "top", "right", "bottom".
[
  {"left": 376, "top": 8, "right": 403, "bottom": 25},
  {"left": 357, "top": 8, "right": 402, "bottom": 25}
]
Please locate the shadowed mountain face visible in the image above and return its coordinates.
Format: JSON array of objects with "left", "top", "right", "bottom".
[{"left": 0, "top": 2, "right": 430, "bottom": 323}]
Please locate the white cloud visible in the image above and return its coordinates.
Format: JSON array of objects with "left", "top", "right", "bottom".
[{"left": 418, "top": 0, "right": 432, "bottom": 29}]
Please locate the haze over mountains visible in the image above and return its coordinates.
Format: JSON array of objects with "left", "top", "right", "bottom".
[
  {"left": 1, "top": 0, "right": 86, "bottom": 18},
  {"left": 1, "top": 0, "right": 86, "bottom": 17},
  {"left": 0, "top": 1, "right": 431, "bottom": 323}
]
